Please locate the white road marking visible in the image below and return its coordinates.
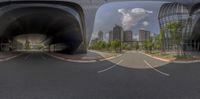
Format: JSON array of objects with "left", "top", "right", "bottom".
[
  {"left": 144, "top": 60, "right": 170, "bottom": 77},
  {"left": 45, "top": 53, "right": 98, "bottom": 63},
  {"left": 98, "top": 59, "right": 124, "bottom": 73},
  {"left": 0, "top": 54, "right": 22, "bottom": 62},
  {"left": 99, "top": 54, "right": 123, "bottom": 61}
]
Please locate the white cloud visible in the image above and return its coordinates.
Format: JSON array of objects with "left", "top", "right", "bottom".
[
  {"left": 133, "top": 34, "right": 139, "bottom": 41},
  {"left": 118, "top": 8, "right": 153, "bottom": 30},
  {"left": 142, "top": 21, "right": 149, "bottom": 27}
]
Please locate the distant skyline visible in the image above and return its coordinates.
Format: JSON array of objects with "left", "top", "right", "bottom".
[{"left": 92, "top": 1, "right": 168, "bottom": 41}]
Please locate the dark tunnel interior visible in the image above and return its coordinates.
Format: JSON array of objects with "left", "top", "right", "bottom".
[{"left": 0, "top": 6, "right": 84, "bottom": 54}]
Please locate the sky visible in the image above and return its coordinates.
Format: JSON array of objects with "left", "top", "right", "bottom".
[{"left": 92, "top": 1, "right": 168, "bottom": 41}]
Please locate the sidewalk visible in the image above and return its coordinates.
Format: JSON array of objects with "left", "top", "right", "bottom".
[
  {"left": 46, "top": 50, "right": 121, "bottom": 62},
  {"left": 141, "top": 51, "right": 200, "bottom": 63},
  {"left": 0, "top": 52, "right": 21, "bottom": 61}
]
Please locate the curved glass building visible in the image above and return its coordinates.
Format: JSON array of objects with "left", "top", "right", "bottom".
[
  {"left": 158, "top": 3, "right": 190, "bottom": 51},
  {"left": 158, "top": 2, "right": 200, "bottom": 51}
]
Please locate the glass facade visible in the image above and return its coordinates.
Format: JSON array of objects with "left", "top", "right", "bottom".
[{"left": 158, "top": 3, "right": 200, "bottom": 51}]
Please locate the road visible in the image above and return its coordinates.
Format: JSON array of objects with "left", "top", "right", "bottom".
[{"left": 0, "top": 51, "right": 200, "bottom": 99}]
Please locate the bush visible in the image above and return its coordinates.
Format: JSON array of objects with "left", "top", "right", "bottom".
[
  {"left": 90, "top": 40, "right": 107, "bottom": 50},
  {"left": 90, "top": 39, "right": 128, "bottom": 53},
  {"left": 122, "top": 43, "right": 132, "bottom": 50}
]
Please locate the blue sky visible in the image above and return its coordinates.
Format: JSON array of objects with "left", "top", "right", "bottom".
[{"left": 92, "top": 1, "right": 167, "bottom": 40}]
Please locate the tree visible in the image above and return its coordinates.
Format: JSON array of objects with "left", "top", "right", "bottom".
[
  {"left": 122, "top": 43, "right": 131, "bottom": 50},
  {"left": 89, "top": 40, "right": 107, "bottom": 50},
  {"left": 143, "top": 38, "right": 153, "bottom": 53},
  {"left": 98, "top": 40, "right": 106, "bottom": 50},
  {"left": 154, "top": 34, "right": 162, "bottom": 50},
  {"left": 159, "top": 28, "right": 165, "bottom": 52},
  {"left": 107, "top": 41, "right": 112, "bottom": 50},
  {"left": 165, "top": 21, "right": 183, "bottom": 54},
  {"left": 111, "top": 39, "right": 121, "bottom": 52},
  {"left": 135, "top": 42, "right": 139, "bottom": 50},
  {"left": 133, "top": 42, "right": 139, "bottom": 50}
]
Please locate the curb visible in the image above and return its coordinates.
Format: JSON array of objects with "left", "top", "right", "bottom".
[
  {"left": 99, "top": 54, "right": 122, "bottom": 61},
  {"left": 89, "top": 50, "right": 123, "bottom": 61},
  {"left": 140, "top": 52, "right": 200, "bottom": 63},
  {"left": 172, "top": 60, "right": 200, "bottom": 63},
  {"left": 0, "top": 53, "right": 22, "bottom": 62},
  {"left": 172, "top": 59, "right": 200, "bottom": 63},
  {"left": 45, "top": 53, "right": 122, "bottom": 63},
  {"left": 45, "top": 53, "right": 97, "bottom": 63},
  {"left": 139, "top": 52, "right": 171, "bottom": 62}
]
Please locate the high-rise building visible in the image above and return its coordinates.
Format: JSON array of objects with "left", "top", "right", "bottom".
[
  {"left": 123, "top": 31, "right": 133, "bottom": 42},
  {"left": 113, "top": 25, "right": 123, "bottom": 41},
  {"left": 139, "top": 29, "right": 150, "bottom": 42},
  {"left": 98, "top": 31, "right": 103, "bottom": 41},
  {"left": 109, "top": 31, "right": 113, "bottom": 41}
]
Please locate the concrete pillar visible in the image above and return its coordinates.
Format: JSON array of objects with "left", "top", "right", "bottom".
[{"left": 0, "top": 39, "right": 1, "bottom": 51}]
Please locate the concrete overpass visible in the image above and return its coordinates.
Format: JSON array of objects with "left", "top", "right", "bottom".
[{"left": 0, "top": 0, "right": 199, "bottom": 54}]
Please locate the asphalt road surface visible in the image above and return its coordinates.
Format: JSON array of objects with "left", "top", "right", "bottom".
[{"left": 0, "top": 51, "right": 200, "bottom": 99}]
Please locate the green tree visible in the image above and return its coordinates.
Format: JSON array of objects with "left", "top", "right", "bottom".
[
  {"left": 107, "top": 41, "right": 112, "bottom": 50},
  {"left": 89, "top": 40, "right": 107, "bottom": 50},
  {"left": 135, "top": 42, "right": 139, "bottom": 50},
  {"left": 165, "top": 22, "right": 183, "bottom": 54},
  {"left": 154, "top": 34, "right": 162, "bottom": 50},
  {"left": 143, "top": 38, "right": 154, "bottom": 53},
  {"left": 98, "top": 40, "right": 106, "bottom": 50},
  {"left": 122, "top": 43, "right": 131, "bottom": 50},
  {"left": 111, "top": 39, "right": 121, "bottom": 53},
  {"left": 159, "top": 28, "right": 165, "bottom": 52}
]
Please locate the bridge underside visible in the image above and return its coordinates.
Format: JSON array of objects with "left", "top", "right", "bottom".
[{"left": 0, "top": 2, "right": 86, "bottom": 54}]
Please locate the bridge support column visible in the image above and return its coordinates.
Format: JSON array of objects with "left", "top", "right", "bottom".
[{"left": 0, "top": 38, "right": 2, "bottom": 51}]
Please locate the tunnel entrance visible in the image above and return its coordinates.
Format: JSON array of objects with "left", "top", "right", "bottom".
[{"left": 0, "top": 2, "right": 86, "bottom": 54}]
